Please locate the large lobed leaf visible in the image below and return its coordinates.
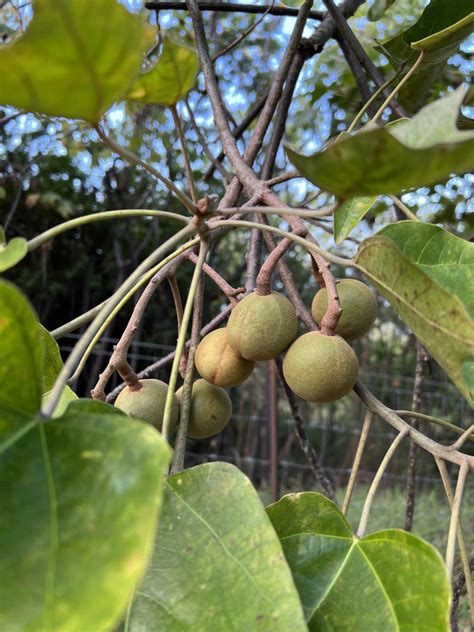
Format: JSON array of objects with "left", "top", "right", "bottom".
[
  {"left": 127, "top": 36, "right": 199, "bottom": 107},
  {"left": 380, "top": 0, "right": 474, "bottom": 112},
  {"left": 286, "top": 88, "right": 474, "bottom": 199},
  {"left": 355, "top": 222, "right": 474, "bottom": 406},
  {"left": 267, "top": 493, "right": 451, "bottom": 631},
  {"left": 0, "top": 0, "right": 152, "bottom": 121},
  {"left": 0, "top": 280, "right": 172, "bottom": 631},
  {"left": 128, "top": 461, "right": 307, "bottom": 631}
]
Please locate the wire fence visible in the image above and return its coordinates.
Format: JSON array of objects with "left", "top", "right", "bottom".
[{"left": 62, "top": 331, "right": 474, "bottom": 495}]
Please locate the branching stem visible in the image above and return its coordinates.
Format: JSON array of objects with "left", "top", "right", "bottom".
[{"left": 42, "top": 225, "right": 196, "bottom": 417}]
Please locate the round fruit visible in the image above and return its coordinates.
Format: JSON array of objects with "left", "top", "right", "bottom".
[
  {"left": 311, "top": 278, "right": 377, "bottom": 341},
  {"left": 176, "top": 379, "right": 232, "bottom": 439},
  {"left": 283, "top": 332, "right": 359, "bottom": 403},
  {"left": 227, "top": 291, "right": 298, "bottom": 361},
  {"left": 195, "top": 328, "right": 255, "bottom": 388},
  {"left": 114, "top": 379, "right": 180, "bottom": 433}
]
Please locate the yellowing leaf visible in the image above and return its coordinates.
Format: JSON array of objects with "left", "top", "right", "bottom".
[
  {"left": 355, "top": 222, "right": 474, "bottom": 406},
  {"left": 0, "top": 0, "right": 152, "bottom": 122},
  {"left": 127, "top": 36, "right": 199, "bottom": 107}
]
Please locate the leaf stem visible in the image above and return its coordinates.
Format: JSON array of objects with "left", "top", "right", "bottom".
[
  {"left": 389, "top": 195, "right": 419, "bottom": 222},
  {"left": 41, "top": 225, "right": 196, "bottom": 417},
  {"left": 435, "top": 457, "right": 473, "bottom": 620},
  {"left": 27, "top": 209, "right": 189, "bottom": 252},
  {"left": 171, "top": 105, "right": 198, "bottom": 205},
  {"left": 445, "top": 461, "right": 469, "bottom": 579},
  {"left": 67, "top": 239, "right": 199, "bottom": 385},
  {"left": 209, "top": 218, "right": 351, "bottom": 267},
  {"left": 356, "top": 428, "right": 409, "bottom": 537},
  {"left": 342, "top": 410, "right": 373, "bottom": 515},
  {"left": 94, "top": 124, "right": 197, "bottom": 214},
  {"left": 162, "top": 239, "right": 209, "bottom": 441},
  {"left": 395, "top": 410, "right": 473, "bottom": 440},
  {"left": 371, "top": 51, "right": 425, "bottom": 124},
  {"left": 51, "top": 300, "right": 109, "bottom": 339},
  {"left": 347, "top": 70, "right": 402, "bottom": 133}
]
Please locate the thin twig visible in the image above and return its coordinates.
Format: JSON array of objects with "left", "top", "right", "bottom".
[
  {"left": 342, "top": 409, "right": 373, "bottom": 516},
  {"left": 185, "top": 98, "right": 231, "bottom": 182},
  {"left": 435, "top": 457, "right": 473, "bottom": 624},
  {"left": 354, "top": 381, "right": 474, "bottom": 468},
  {"left": 27, "top": 209, "right": 190, "bottom": 252},
  {"left": 445, "top": 462, "right": 469, "bottom": 580},
  {"left": 275, "top": 357, "right": 336, "bottom": 502},
  {"left": 171, "top": 270, "right": 205, "bottom": 473},
  {"left": 390, "top": 195, "right": 419, "bottom": 222},
  {"left": 162, "top": 239, "right": 209, "bottom": 440},
  {"left": 211, "top": 2, "right": 274, "bottom": 62},
  {"left": 187, "top": 251, "right": 245, "bottom": 304},
  {"left": 371, "top": 51, "right": 425, "bottom": 123},
  {"left": 146, "top": 1, "right": 325, "bottom": 20},
  {"left": 171, "top": 105, "right": 198, "bottom": 204},
  {"left": 356, "top": 428, "right": 409, "bottom": 538},
  {"left": 404, "top": 340, "right": 428, "bottom": 532},
  {"left": 395, "top": 410, "right": 472, "bottom": 439},
  {"left": 94, "top": 123, "right": 196, "bottom": 214}
]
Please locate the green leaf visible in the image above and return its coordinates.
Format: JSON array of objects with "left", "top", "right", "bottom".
[
  {"left": 267, "top": 493, "right": 451, "bottom": 631},
  {"left": 0, "top": 280, "right": 172, "bottom": 631},
  {"left": 286, "top": 89, "right": 474, "bottom": 198},
  {"left": 380, "top": 0, "right": 474, "bottom": 112},
  {"left": 355, "top": 222, "right": 474, "bottom": 405},
  {"left": 0, "top": 399, "right": 172, "bottom": 632},
  {"left": 367, "top": 0, "right": 396, "bottom": 21},
  {"left": 0, "top": 0, "right": 152, "bottom": 122},
  {"left": 462, "top": 361, "right": 474, "bottom": 400},
  {"left": 334, "top": 197, "right": 377, "bottom": 244},
  {"left": 127, "top": 36, "right": 199, "bottom": 107},
  {"left": 0, "top": 280, "right": 42, "bottom": 415},
  {"left": 0, "top": 235, "right": 27, "bottom": 272},
  {"left": 128, "top": 462, "right": 307, "bottom": 631},
  {"left": 39, "top": 325, "right": 78, "bottom": 416}
]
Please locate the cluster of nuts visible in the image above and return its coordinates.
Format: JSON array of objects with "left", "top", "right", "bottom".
[{"left": 114, "top": 278, "right": 377, "bottom": 440}]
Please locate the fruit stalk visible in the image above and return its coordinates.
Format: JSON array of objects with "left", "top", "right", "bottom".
[
  {"left": 42, "top": 225, "right": 196, "bottom": 417},
  {"left": 171, "top": 268, "right": 205, "bottom": 473},
  {"left": 162, "top": 239, "right": 209, "bottom": 441}
]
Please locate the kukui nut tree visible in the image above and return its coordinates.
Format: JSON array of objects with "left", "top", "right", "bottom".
[{"left": 0, "top": 0, "right": 473, "bottom": 631}]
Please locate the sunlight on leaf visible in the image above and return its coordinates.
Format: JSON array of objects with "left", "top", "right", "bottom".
[
  {"left": 334, "top": 197, "right": 377, "bottom": 244},
  {"left": 268, "top": 493, "right": 451, "bottom": 631},
  {"left": 0, "top": 234, "right": 27, "bottom": 272},
  {"left": 0, "top": 0, "right": 153, "bottom": 121},
  {"left": 39, "top": 325, "right": 78, "bottom": 416},
  {"left": 355, "top": 222, "right": 474, "bottom": 406},
  {"left": 128, "top": 462, "right": 307, "bottom": 631},
  {"left": 127, "top": 36, "right": 199, "bottom": 107},
  {"left": 0, "top": 281, "right": 172, "bottom": 631}
]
